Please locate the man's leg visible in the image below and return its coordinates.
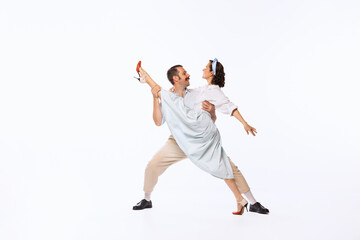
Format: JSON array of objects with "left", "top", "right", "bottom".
[
  {"left": 133, "top": 135, "right": 187, "bottom": 210},
  {"left": 228, "top": 157, "right": 269, "bottom": 214}
]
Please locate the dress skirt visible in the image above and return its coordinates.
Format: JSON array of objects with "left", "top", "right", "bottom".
[{"left": 160, "top": 89, "right": 234, "bottom": 179}]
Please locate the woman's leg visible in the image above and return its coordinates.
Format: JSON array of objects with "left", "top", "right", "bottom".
[
  {"left": 139, "top": 67, "right": 162, "bottom": 98},
  {"left": 224, "top": 179, "right": 246, "bottom": 212}
]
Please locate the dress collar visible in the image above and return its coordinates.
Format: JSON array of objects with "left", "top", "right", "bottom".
[{"left": 206, "top": 84, "right": 219, "bottom": 89}]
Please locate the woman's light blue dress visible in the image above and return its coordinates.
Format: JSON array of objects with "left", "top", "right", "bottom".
[{"left": 160, "top": 89, "right": 234, "bottom": 179}]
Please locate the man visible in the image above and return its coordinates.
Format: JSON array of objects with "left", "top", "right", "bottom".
[{"left": 133, "top": 65, "right": 269, "bottom": 214}]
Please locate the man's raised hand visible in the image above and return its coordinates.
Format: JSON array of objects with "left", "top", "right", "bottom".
[{"left": 151, "top": 85, "right": 161, "bottom": 99}]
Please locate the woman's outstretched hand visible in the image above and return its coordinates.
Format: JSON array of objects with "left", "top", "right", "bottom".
[{"left": 244, "top": 123, "right": 257, "bottom": 136}]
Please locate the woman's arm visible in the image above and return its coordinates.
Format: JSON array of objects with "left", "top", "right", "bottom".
[
  {"left": 231, "top": 109, "right": 246, "bottom": 124},
  {"left": 211, "top": 87, "right": 257, "bottom": 135},
  {"left": 139, "top": 67, "right": 161, "bottom": 99},
  {"left": 232, "top": 109, "right": 257, "bottom": 136},
  {"left": 151, "top": 85, "right": 163, "bottom": 126}
]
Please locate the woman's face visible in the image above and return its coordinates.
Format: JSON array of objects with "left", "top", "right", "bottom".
[{"left": 202, "top": 62, "right": 213, "bottom": 79}]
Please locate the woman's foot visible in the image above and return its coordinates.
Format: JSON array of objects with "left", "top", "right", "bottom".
[
  {"left": 136, "top": 61, "right": 142, "bottom": 73},
  {"left": 134, "top": 61, "right": 146, "bottom": 83},
  {"left": 133, "top": 76, "right": 146, "bottom": 83},
  {"left": 232, "top": 199, "right": 248, "bottom": 215}
]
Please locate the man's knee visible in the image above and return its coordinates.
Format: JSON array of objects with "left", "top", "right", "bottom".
[
  {"left": 145, "top": 161, "right": 159, "bottom": 172},
  {"left": 145, "top": 154, "right": 166, "bottom": 174}
]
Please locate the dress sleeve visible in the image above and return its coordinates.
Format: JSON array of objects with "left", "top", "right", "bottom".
[{"left": 212, "top": 88, "right": 238, "bottom": 115}]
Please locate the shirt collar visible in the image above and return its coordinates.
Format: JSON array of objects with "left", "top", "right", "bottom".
[
  {"left": 172, "top": 88, "right": 190, "bottom": 97},
  {"left": 206, "top": 85, "right": 219, "bottom": 89}
]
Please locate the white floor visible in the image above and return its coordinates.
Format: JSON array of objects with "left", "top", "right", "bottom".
[{"left": 1, "top": 154, "right": 359, "bottom": 240}]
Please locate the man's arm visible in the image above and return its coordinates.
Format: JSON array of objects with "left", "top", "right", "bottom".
[
  {"left": 202, "top": 101, "right": 217, "bottom": 122},
  {"left": 152, "top": 86, "right": 163, "bottom": 126}
]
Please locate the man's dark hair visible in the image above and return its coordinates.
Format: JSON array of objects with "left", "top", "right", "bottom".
[{"left": 167, "top": 65, "right": 183, "bottom": 85}]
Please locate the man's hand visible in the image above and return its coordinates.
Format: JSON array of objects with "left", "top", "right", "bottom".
[
  {"left": 151, "top": 85, "right": 161, "bottom": 99},
  {"left": 202, "top": 101, "right": 216, "bottom": 122},
  {"left": 202, "top": 100, "right": 215, "bottom": 113},
  {"left": 244, "top": 123, "right": 257, "bottom": 136}
]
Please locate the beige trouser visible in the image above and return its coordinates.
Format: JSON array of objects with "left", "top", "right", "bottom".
[{"left": 144, "top": 135, "right": 250, "bottom": 194}]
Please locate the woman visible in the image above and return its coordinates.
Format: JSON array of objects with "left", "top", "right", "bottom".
[
  {"left": 138, "top": 59, "right": 253, "bottom": 215},
  {"left": 187, "top": 59, "right": 257, "bottom": 136}
]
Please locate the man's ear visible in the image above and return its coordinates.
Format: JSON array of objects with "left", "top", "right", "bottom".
[{"left": 173, "top": 75, "right": 179, "bottom": 83}]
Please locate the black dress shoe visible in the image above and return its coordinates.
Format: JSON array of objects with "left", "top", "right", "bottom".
[
  {"left": 249, "top": 202, "right": 269, "bottom": 214},
  {"left": 133, "top": 199, "right": 152, "bottom": 210}
]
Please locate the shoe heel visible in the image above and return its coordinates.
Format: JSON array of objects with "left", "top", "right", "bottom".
[
  {"left": 240, "top": 200, "right": 248, "bottom": 215},
  {"left": 233, "top": 199, "right": 248, "bottom": 215}
]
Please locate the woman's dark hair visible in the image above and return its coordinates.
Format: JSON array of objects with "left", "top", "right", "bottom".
[
  {"left": 209, "top": 60, "right": 225, "bottom": 88},
  {"left": 167, "top": 65, "right": 183, "bottom": 85}
]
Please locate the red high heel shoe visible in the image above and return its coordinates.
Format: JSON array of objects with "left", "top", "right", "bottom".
[
  {"left": 232, "top": 199, "right": 248, "bottom": 215},
  {"left": 136, "top": 61, "right": 141, "bottom": 73},
  {"left": 134, "top": 61, "right": 141, "bottom": 82},
  {"left": 134, "top": 61, "right": 145, "bottom": 83}
]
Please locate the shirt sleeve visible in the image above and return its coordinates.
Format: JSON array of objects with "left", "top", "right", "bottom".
[
  {"left": 160, "top": 100, "right": 165, "bottom": 125},
  {"left": 211, "top": 88, "right": 238, "bottom": 115}
]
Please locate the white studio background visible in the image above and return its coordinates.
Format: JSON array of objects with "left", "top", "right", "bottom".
[{"left": 1, "top": 0, "right": 359, "bottom": 239}]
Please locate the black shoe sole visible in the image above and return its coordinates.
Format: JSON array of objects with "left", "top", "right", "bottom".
[
  {"left": 132, "top": 206, "right": 152, "bottom": 210},
  {"left": 249, "top": 209, "right": 269, "bottom": 214}
]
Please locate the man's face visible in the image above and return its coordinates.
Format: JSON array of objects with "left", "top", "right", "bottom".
[{"left": 174, "top": 67, "right": 190, "bottom": 87}]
